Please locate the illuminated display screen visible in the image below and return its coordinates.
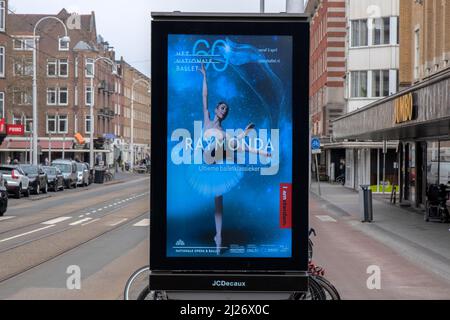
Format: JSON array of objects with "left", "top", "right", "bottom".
[{"left": 166, "top": 34, "right": 293, "bottom": 258}]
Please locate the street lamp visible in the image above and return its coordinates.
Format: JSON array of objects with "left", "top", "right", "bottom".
[
  {"left": 89, "top": 56, "right": 118, "bottom": 170},
  {"left": 32, "top": 16, "right": 70, "bottom": 165},
  {"left": 130, "top": 78, "right": 150, "bottom": 171}
]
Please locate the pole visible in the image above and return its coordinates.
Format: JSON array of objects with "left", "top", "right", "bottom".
[
  {"left": 90, "top": 75, "right": 94, "bottom": 169},
  {"left": 383, "top": 151, "right": 386, "bottom": 195},
  {"left": 32, "top": 37, "right": 38, "bottom": 165},
  {"left": 131, "top": 88, "right": 135, "bottom": 171},
  {"left": 49, "top": 133, "right": 52, "bottom": 163},
  {"left": 29, "top": 129, "right": 33, "bottom": 164},
  {"left": 315, "top": 153, "right": 321, "bottom": 196},
  {"left": 62, "top": 133, "right": 66, "bottom": 159},
  {"left": 260, "top": 0, "right": 265, "bottom": 13}
]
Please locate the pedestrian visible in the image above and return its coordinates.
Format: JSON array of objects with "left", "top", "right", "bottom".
[
  {"left": 44, "top": 157, "right": 50, "bottom": 166},
  {"left": 6, "top": 156, "right": 11, "bottom": 165},
  {"left": 13, "top": 159, "right": 19, "bottom": 165}
]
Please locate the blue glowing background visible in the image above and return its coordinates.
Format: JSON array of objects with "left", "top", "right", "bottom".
[{"left": 167, "top": 35, "right": 293, "bottom": 258}]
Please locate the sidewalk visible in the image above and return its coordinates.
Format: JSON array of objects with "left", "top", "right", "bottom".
[{"left": 310, "top": 182, "right": 450, "bottom": 283}]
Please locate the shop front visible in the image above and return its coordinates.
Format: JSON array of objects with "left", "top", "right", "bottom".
[{"left": 333, "top": 70, "right": 450, "bottom": 210}]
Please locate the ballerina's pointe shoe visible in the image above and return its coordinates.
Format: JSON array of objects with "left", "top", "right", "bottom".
[{"left": 214, "top": 235, "right": 222, "bottom": 255}]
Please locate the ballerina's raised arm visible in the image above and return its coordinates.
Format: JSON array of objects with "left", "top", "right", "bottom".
[{"left": 199, "top": 64, "right": 210, "bottom": 124}]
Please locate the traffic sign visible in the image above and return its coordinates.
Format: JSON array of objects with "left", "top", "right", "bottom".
[{"left": 311, "top": 137, "right": 321, "bottom": 150}]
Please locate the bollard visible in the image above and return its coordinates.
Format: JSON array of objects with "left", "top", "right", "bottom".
[{"left": 359, "top": 185, "right": 373, "bottom": 222}]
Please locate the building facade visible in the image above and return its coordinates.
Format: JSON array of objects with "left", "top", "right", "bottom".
[
  {"left": 339, "top": 0, "right": 400, "bottom": 190},
  {"left": 306, "top": 0, "right": 347, "bottom": 182},
  {"left": 333, "top": 0, "right": 450, "bottom": 209},
  {"left": 118, "top": 60, "right": 151, "bottom": 166},
  {"left": 0, "top": 5, "right": 151, "bottom": 167}
]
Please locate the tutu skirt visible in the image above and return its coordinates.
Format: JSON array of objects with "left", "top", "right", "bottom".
[{"left": 185, "top": 164, "right": 243, "bottom": 197}]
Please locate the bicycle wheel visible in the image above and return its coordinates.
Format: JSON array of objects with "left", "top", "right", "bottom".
[
  {"left": 313, "top": 276, "right": 341, "bottom": 300},
  {"left": 290, "top": 277, "right": 326, "bottom": 300}
]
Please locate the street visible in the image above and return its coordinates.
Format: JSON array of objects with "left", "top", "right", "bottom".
[{"left": 0, "top": 173, "right": 149, "bottom": 300}]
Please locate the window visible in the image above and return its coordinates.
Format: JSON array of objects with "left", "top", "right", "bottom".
[
  {"left": 351, "top": 20, "right": 368, "bottom": 47},
  {"left": 414, "top": 29, "right": 420, "bottom": 79},
  {"left": 59, "top": 37, "right": 69, "bottom": 51},
  {"left": 58, "top": 115, "right": 68, "bottom": 133},
  {"left": 372, "top": 17, "right": 390, "bottom": 45},
  {"left": 74, "top": 114, "right": 78, "bottom": 133},
  {"left": 13, "top": 38, "right": 34, "bottom": 51},
  {"left": 13, "top": 88, "right": 32, "bottom": 105},
  {"left": 0, "top": 1, "right": 5, "bottom": 32},
  {"left": 0, "top": 46, "right": 4, "bottom": 77},
  {"left": 372, "top": 70, "right": 390, "bottom": 97},
  {"left": 47, "top": 115, "right": 57, "bottom": 133},
  {"left": 24, "top": 117, "right": 32, "bottom": 133},
  {"left": 85, "top": 86, "right": 93, "bottom": 105},
  {"left": 75, "top": 58, "right": 78, "bottom": 78},
  {"left": 85, "top": 115, "right": 91, "bottom": 133},
  {"left": 350, "top": 71, "right": 368, "bottom": 98},
  {"left": 47, "top": 88, "right": 57, "bottom": 105},
  {"left": 59, "top": 59, "right": 68, "bottom": 77},
  {"left": 0, "top": 92, "right": 4, "bottom": 118},
  {"left": 74, "top": 86, "right": 78, "bottom": 106},
  {"left": 86, "top": 58, "right": 94, "bottom": 77},
  {"left": 47, "top": 59, "right": 57, "bottom": 77},
  {"left": 59, "top": 87, "right": 68, "bottom": 105},
  {"left": 14, "top": 57, "right": 33, "bottom": 76}
]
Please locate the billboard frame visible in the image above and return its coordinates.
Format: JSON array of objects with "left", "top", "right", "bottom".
[{"left": 150, "top": 12, "right": 310, "bottom": 290}]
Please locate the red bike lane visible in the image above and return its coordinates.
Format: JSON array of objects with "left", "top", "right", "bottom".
[{"left": 309, "top": 196, "right": 450, "bottom": 300}]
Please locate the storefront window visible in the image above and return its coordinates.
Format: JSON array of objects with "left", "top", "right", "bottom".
[
  {"left": 439, "top": 141, "right": 450, "bottom": 185},
  {"left": 427, "top": 141, "right": 439, "bottom": 186}
]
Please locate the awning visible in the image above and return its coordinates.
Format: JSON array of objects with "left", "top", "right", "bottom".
[{"left": 333, "top": 70, "right": 450, "bottom": 141}]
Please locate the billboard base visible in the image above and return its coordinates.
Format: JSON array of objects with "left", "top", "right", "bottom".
[{"left": 149, "top": 272, "right": 308, "bottom": 292}]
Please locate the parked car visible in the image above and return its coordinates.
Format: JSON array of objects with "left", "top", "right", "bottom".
[
  {"left": 42, "top": 166, "right": 65, "bottom": 192},
  {"left": 21, "top": 165, "right": 48, "bottom": 195},
  {"left": 0, "top": 174, "right": 8, "bottom": 216},
  {"left": 0, "top": 165, "right": 30, "bottom": 198},
  {"left": 76, "top": 162, "right": 90, "bottom": 187},
  {"left": 52, "top": 160, "right": 77, "bottom": 189}
]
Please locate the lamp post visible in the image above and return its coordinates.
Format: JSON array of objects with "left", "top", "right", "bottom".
[
  {"left": 88, "top": 56, "right": 118, "bottom": 170},
  {"left": 32, "top": 16, "right": 70, "bottom": 165},
  {"left": 130, "top": 79, "right": 150, "bottom": 171}
]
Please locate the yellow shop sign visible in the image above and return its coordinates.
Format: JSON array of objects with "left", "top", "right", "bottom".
[{"left": 394, "top": 93, "right": 416, "bottom": 124}]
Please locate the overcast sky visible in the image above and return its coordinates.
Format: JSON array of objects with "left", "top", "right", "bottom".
[{"left": 9, "top": 0, "right": 298, "bottom": 77}]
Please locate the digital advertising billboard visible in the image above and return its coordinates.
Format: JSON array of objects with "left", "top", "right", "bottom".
[
  {"left": 167, "top": 34, "right": 293, "bottom": 259},
  {"left": 151, "top": 13, "right": 309, "bottom": 279}
]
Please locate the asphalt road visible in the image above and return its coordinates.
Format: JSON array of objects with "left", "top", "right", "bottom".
[{"left": 0, "top": 174, "right": 150, "bottom": 300}]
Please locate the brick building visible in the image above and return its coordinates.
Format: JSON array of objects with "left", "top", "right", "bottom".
[
  {"left": 118, "top": 60, "right": 151, "bottom": 165},
  {"left": 399, "top": 0, "right": 450, "bottom": 87},
  {"left": 305, "top": 0, "right": 347, "bottom": 181},
  {"left": 0, "top": 2, "right": 151, "bottom": 167}
]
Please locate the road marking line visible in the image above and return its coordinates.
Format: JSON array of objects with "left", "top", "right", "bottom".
[
  {"left": 82, "top": 218, "right": 100, "bottom": 226},
  {"left": 86, "top": 213, "right": 91, "bottom": 216},
  {"left": 113, "top": 203, "right": 118, "bottom": 205},
  {"left": 92, "top": 210, "right": 97, "bottom": 213},
  {"left": 109, "top": 218, "right": 128, "bottom": 226},
  {"left": 98, "top": 208, "right": 103, "bottom": 211},
  {"left": 0, "top": 216, "right": 16, "bottom": 221},
  {"left": 79, "top": 215, "right": 84, "bottom": 218},
  {"left": 42, "top": 217, "right": 72, "bottom": 225},
  {"left": 70, "top": 218, "right": 92, "bottom": 226},
  {"left": 315, "top": 215, "right": 337, "bottom": 222},
  {"left": 103, "top": 206, "right": 108, "bottom": 209},
  {"left": 0, "top": 225, "right": 55, "bottom": 243},
  {"left": 108, "top": 205, "right": 113, "bottom": 207},
  {"left": 133, "top": 219, "right": 150, "bottom": 227}
]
